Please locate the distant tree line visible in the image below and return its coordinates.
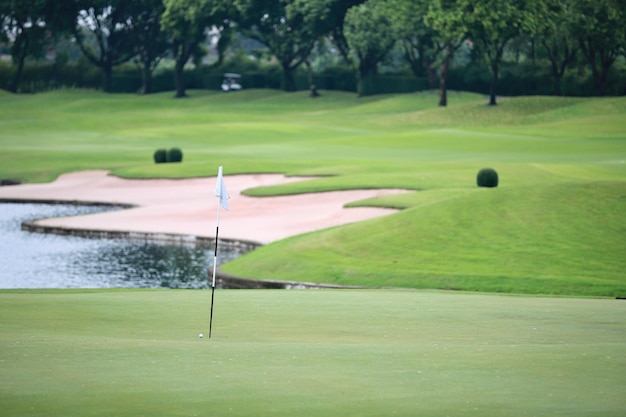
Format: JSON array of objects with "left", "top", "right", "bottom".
[{"left": 1, "top": 0, "right": 624, "bottom": 105}]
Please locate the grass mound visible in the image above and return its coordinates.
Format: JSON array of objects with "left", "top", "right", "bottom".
[
  {"left": 224, "top": 181, "right": 626, "bottom": 296},
  {"left": 0, "top": 89, "right": 624, "bottom": 295}
]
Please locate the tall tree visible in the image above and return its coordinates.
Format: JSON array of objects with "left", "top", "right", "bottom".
[
  {"left": 161, "top": 0, "right": 230, "bottom": 98},
  {"left": 322, "top": 0, "right": 366, "bottom": 65},
  {"left": 344, "top": 0, "right": 396, "bottom": 97},
  {"left": 286, "top": 0, "right": 327, "bottom": 96},
  {"left": 537, "top": 0, "right": 578, "bottom": 96},
  {"left": 570, "top": 0, "right": 625, "bottom": 96},
  {"left": 289, "top": 0, "right": 367, "bottom": 66},
  {"left": 425, "top": 0, "right": 469, "bottom": 106},
  {"left": 131, "top": 0, "right": 170, "bottom": 94},
  {"left": 0, "top": 0, "right": 77, "bottom": 93},
  {"left": 383, "top": 0, "right": 440, "bottom": 88},
  {"left": 74, "top": 0, "right": 138, "bottom": 92},
  {"left": 234, "top": 0, "right": 315, "bottom": 92},
  {"left": 465, "top": 0, "right": 536, "bottom": 105},
  {"left": 161, "top": 0, "right": 235, "bottom": 98},
  {"left": 1, "top": 0, "right": 46, "bottom": 92}
]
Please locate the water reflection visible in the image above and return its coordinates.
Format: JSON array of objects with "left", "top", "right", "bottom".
[{"left": 0, "top": 203, "right": 240, "bottom": 289}]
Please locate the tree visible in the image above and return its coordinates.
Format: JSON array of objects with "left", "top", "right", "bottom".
[
  {"left": 161, "top": 0, "right": 229, "bottom": 98},
  {"left": 234, "top": 0, "right": 316, "bottom": 92},
  {"left": 0, "top": 0, "right": 77, "bottom": 93},
  {"left": 383, "top": 0, "right": 440, "bottom": 88},
  {"left": 537, "top": 0, "right": 578, "bottom": 96},
  {"left": 285, "top": 0, "right": 328, "bottom": 96},
  {"left": 344, "top": 0, "right": 396, "bottom": 97},
  {"left": 131, "top": 0, "right": 170, "bottom": 94},
  {"left": 425, "top": 0, "right": 469, "bottom": 106},
  {"left": 465, "top": 0, "right": 536, "bottom": 105},
  {"left": 570, "top": 0, "right": 626, "bottom": 96},
  {"left": 1, "top": 0, "right": 46, "bottom": 92},
  {"left": 283, "top": 0, "right": 368, "bottom": 95},
  {"left": 318, "top": 0, "right": 366, "bottom": 65},
  {"left": 74, "top": 0, "right": 138, "bottom": 92}
]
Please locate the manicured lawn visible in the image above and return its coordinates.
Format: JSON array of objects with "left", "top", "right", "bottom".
[
  {"left": 1, "top": 89, "right": 625, "bottom": 295},
  {"left": 1, "top": 89, "right": 625, "bottom": 415},
  {"left": 1, "top": 289, "right": 624, "bottom": 417}
]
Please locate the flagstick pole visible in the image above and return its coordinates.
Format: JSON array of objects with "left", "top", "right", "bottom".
[{"left": 209, "top": 202, "right": 221, "bottom": 339}]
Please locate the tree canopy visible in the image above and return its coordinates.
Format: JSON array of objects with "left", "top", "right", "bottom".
[
  {"left": 344, "top": 0, "right": 397, "bottom": 97},
  {"left": 1, "top": 0, "right": 624, "bottom": 101}
]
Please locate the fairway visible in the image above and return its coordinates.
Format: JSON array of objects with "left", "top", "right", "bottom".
[
  {"left": 1, "top": 89, "right": 625, "bottom": 295},
  {"left": 1, "top": 289, "right": 624, "bottom": 417}
]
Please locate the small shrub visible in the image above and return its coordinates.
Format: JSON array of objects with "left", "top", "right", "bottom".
[
  {"left": 477, "top": 168, "right": 499, "bottom": 188},
  {"left": 167, "top": 147, "right": 183, "bottom": 163},
  {"left": 154, "top": 149, "right": 167, "bottom": 163}
]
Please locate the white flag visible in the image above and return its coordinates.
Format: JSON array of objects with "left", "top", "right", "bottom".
[{"left": 215, "top": 166, "right": 230, "bottom": 210}]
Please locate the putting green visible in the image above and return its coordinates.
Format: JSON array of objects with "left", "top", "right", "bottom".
[{"left": 1, "top": 289, "right": 624, "bottom": 416}]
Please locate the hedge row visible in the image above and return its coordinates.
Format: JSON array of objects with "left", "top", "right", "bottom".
[{"left": 1, "top": 60, "right": 624, "bottom": 96}]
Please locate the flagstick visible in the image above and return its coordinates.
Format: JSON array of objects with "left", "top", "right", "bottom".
[
  {"left": 209, "top": 165, "right": 229, "bottom": 339},
  {"left": 209, "top": 201, "right": 221, "bottom": 339}
]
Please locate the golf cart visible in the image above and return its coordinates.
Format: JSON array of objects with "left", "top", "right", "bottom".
[{"left": 221, "top": 73, "right": 242, "bottom": 92}]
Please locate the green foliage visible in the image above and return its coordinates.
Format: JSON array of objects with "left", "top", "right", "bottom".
[
  {"left": 2, "top": 0, "right": 626, "bottom": 98},
  {"left": 234, "top": 0, "right": 316, "bottom": 92},
  {"left": 569, "top": 0, "right": 626, "bottom": 96},
  {"left": 161, "top": 0, "right": 228, "bottom": 97},
  {"left": 476, "top": 167, "right": 499, "bottom": 187},
  {"left": 153, "top": 148, "right": 183, "bottom": 163},
  {"left": 464, "top": 0, "right": 539, "bottom": 104},
  {"left": 166, "top": 147, "right": 183, "bottom": 163},
  {"left": 153, "top": 149, "right": 167, "bottom": 163},
  {"left": 344, "top": 0, "right": 398, "bottom": 96}
]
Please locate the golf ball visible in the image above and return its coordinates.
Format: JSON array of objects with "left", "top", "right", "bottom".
[{"left": 198, "top": 333, "right": 204, "bottom": 338}]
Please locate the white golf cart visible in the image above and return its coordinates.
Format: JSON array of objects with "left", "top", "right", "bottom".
[{"left": 221, "top": 73, "right": 242, "bottom": 92}]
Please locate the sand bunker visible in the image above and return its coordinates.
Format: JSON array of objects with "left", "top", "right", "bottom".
[{"left": 0, "top": 171, "right": 407, "bottom": 244}]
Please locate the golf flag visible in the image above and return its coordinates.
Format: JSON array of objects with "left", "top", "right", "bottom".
[
  {"left": 215, "top": 166, "right": 230, "bottom": 210},
  {"left": 210, "top": 165, "right": 229, "bottom": 339}
]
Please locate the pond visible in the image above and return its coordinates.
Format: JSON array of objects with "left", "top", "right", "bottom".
[{"left": 0, "top": 203, "right": 242, "bottom": 289}]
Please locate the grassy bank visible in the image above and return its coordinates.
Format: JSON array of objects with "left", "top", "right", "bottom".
[
  {"left": 1, "top": 289, "right": 624, "bottom": 417},
  {"left": 1, "top": 89, "right": 625, "bottom": 295}
]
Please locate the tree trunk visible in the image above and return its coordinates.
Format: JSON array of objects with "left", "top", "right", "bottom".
[
  {"left": 357, "top": 56, "right": 378, "bottom": 97},
  {"left": 305, "top": 60, "right": 319, "bottom": 98},
  {"left": 438, "top": 43, "right": 452, "bottom": 107},
  {"left": 426, "top": 61, "right": 438, "bottom": 90},
  {"left": 102, "top": 64, "right": 113, "bottom": 93},
  {"left": 551, "top": 59, "right": 562, "bottom": 96},
  {"left": 489, "top": 61, "right": 499, "bottom": 106},
  {"left": 174, "top": 59, "right": 186, "bottom": 98},
  {"left": 579, "top": 40, "right": 614, "bottom": 97},
  {"left": 281, "top": 62, "right": 297, "bottom": 92},
  {"left": 141, "top": 62, "right": 153, "bottom": 95},
  {"left": 10, "top": 37, "right": 29, "bottom": 93},
  {"left": 593, "top": 60, "right": 612, "bottom": 97},
  {"left": 173, "top": 43, "right": 188, "bottom": 98}
]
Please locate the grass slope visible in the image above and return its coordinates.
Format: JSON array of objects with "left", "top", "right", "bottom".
[
  {"left": 227, "top": 181, "right": 626, "bottom": 296},
  {"left": 1, "top": 89, "right": 625, "bottom": 295},
  {"left": 1, "top": 289, "right": 624, "bottom": 417}
]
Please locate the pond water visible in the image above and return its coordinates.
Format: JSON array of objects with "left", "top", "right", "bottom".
[{"left": 0, "top": 203, "right": 241, "bottom": 289}]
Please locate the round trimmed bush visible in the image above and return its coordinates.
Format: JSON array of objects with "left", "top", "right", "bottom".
[
  {"left": 153, "top": 149, "right": 167, "bottom": 164},
  {"left": 477, "top": 168, "right": 499, "bottom": 188},
  {"left": 167, "top": 148, "right": 183, "bottom": 163}
]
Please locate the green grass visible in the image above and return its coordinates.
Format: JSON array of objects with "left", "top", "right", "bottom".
[
  {"left": 1, "top": 89, "right": 625, "bottom": 296},
  {"left": 229, "top": 181, "right": 626, "bottom": 296},
  {"left": 1, "top": 289, "right": 624, "bottom": 417}
]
